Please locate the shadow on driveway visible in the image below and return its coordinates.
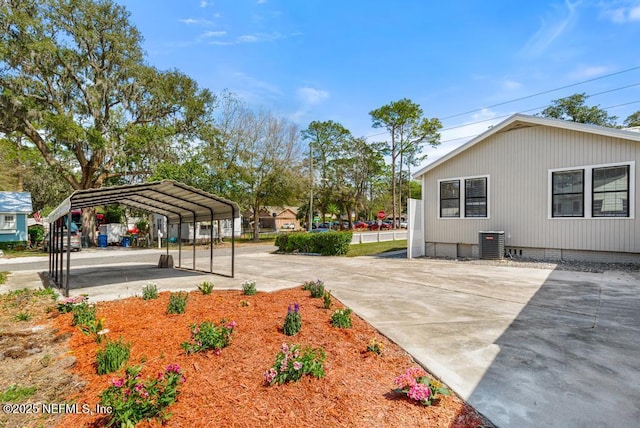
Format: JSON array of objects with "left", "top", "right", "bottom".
[{"left": 466, "top": 268, "right": 640, "bottom": 427}]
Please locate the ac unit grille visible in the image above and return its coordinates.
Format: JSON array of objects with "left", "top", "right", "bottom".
[{"left": 479, "top": 231, "right": 505, "bottom": 260}]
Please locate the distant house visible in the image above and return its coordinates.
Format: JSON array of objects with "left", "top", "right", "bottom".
[
  {"left": 412, "top": 114, "right": 639, "bottom": 263},
  {"left": 0, "top": 192, "right": 33, "bottom": 244},
  {"left": 244, "top": 207, "right": 301, "bottom": 230}
]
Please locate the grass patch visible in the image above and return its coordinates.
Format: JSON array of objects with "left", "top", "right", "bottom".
[
  {"left": 0, "top": 384, "right": 37, "bottom": 402},
  {"left": 0, "top": 271, "right": 8, "bottom": 285},
  {"left": 0, "top": 249, "right": 47, "bottom": 258},
  {"left": 346, "top": 240, "right": 407, "bottom": 257}
]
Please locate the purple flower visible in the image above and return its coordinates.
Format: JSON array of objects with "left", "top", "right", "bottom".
[
  {"left": 165, "top": 364, "right": 181, "bottom": 374},
  {"left": 408, "top": 384, "right": 431, "bottom": 402},
  {"left": 294, "top": 303, "right": 300, "bottom": 313}
]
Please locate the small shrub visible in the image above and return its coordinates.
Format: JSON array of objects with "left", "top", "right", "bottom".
[
  {"left": 99, "top": 364, "right": 185, "bottom": 427},
  {"left": 56, "top": 295, "right": 87, "bottom": 313},
  {"left": 142, "top": 283, "right": 159, "bottom": 300},
  {"left": 304, "top": 279, "right": 324, "bottom": 298},
  {"left": 331, "top": 308, "right": 352, "bottom": 328},
  {"left": 322, "top": 291, "right": 332, "bottom": 309},
  {"left": 393, "top": 367, "right": 451, "bottom": 406},
  {"left": 72, "top": 301, "right": 97, "bottom": 327},
  {"left": 14, "top": 312, "right": 31, "bottom": 322},
  {"left": 0, "top": 384, "right": 37, "bottom": 402},
  {"left": 242, "top": 280, "right": 257, "bottom": 296},
  {"left": 181, "top": 320, "right": 236, "bottom": 355},
  {"left": 197, "top": 281, "right": 214, "bottom": 295},
  {"left": 264, "top": 343, "right": 326, "bottom": 385},
  {"left": 167, "top": 292, "right": 188, "bottom": 314},
  {"left": 96, "top": 337, "right": 131, "bottom": 375},
  {"left": 367, "top": 338, "right": 385, "bottom": 355},
  {"left": 282, "top": 303, "right": 301, "bottom": 336}
]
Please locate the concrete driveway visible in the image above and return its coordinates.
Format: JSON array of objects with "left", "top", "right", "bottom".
[{"left": 3, "top": 248, "right": 639, "bottom": 427}]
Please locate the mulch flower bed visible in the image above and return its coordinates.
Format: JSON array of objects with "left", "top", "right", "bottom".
[{"left": 53, "top": 286, "right": 488, "bottom": 427}]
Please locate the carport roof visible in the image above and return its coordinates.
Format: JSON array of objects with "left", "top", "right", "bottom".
[{"left": 45, "top": 180, "right": 240, "bottom": 224}]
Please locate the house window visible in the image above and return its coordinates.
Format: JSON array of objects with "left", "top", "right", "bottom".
[
  {"left": 592, "top": 165, "right": 629, "bottom": 217},
  {"left": 552, "top": 170, "right": 584, "bottom": 217},
  {"left": 0, "top": 214, "right": 17, "bottom": 231},
  {"left": 465, "top": 178, "right": 487, "bottom": 217},
  {"left": 440, "top": 180, "right": 460, "bottom": 217}
]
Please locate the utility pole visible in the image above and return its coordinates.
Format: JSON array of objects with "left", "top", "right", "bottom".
[{"left": 308, "top": 144, "right": 313, "bottom": 232}]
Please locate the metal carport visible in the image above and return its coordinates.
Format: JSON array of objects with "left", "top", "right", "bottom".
[{"left": 44, "top": 180, "right": 240, "bottom": 297}]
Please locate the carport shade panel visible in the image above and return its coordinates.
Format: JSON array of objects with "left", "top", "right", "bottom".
[{"left": 57, "top": 180, "right": 239, "bottom": 223}]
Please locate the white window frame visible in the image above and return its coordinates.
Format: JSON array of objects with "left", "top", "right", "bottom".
[
  {"left": 0, "top": 213, "right": 18, "bottom": 233},
  {"left": 548, "top": 161, "right": 635, "bottom": 220},
  {"left": 437, "top": 175, "right": 490, "bottom": 219}
]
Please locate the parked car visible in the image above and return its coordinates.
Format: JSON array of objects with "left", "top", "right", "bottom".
[
  {"left": 281, "top": 222, "right": 296, "bottom": 230},
  {"left": 43, "top": 230, "right": 82, "bottom": 252},
  {"left": 399, "top": 221, "right": 408, "bottom": 228},
  {"left": 309, "top": 227, "right": 330, "bottom": 233},
  {"left": 352, "top": 221, "right": 369, "bottom": 230},
  {"left": 369, "top": 221, "right": 391, "bottom": 231}
]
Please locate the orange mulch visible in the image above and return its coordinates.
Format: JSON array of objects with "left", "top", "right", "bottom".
[{"left": 53, "top": 287, "right": 488, "bottom": 428}]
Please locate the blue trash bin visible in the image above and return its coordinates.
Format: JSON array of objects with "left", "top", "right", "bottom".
[
  {"left": 121, "top": 236, "right": 130, "bottom": 247},
  {"left": 98, "top": 234, "right": 108, "bottom": 248}
]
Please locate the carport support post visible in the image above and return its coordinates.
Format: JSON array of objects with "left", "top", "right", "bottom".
[
  {"left": 192, "top": 220, "right": 196, "bottom": 271},
  {"left": 231, "top": 218, "right": 235, "bottom": 278},
  {"left": 65, "top": 213, "right": 71, "bottom": 297},
  {"left": 178, "top": 216, "right": 182, "bottom": 268}
]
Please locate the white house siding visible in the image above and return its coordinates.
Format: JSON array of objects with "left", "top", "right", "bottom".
[{"left": 421, "top": 125, "right": 639, "bottom": 258}]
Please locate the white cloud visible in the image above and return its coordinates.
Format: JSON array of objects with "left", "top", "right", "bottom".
[
  {"left": 297, "top": 87, "right": 329, "bottom": 105},
  {"left": 519, "top": 1, "right": 579, "bottom": 58},
  {"left": 200, "top": 1, "right": 211, "bottom": 7},
  {"left": 503, "top": 80, "right": 522, "bottom": 90},
  {"left": 568, "top": 64, "right": 609, "bottom": 79},
  {"left": 179, "top": 18, "right": 199, "bottom": 25},
  {"left": 257, "top": 0, "right": 267, "bottom": 4},
  {"left": 238, "top": 35, "right": 259, "bottom": 43},
  {"left": 600, "top": 2, "right": 640, "bottom": 23},
  {"left": 202, "top": 30, "right": 227, "bottom": 38}
]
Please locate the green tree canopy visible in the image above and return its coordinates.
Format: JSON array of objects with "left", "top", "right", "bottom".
[
  {"left": 369, "top": 98, "right": 441, "bottom": 226},
  {"left": 624, "top": 111, "right": 640, "bottom": 128},
  {"left": 539, "top": 93, "right": 618, "bottom": 127}
]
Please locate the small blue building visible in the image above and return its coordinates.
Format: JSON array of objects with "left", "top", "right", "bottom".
[{"left": 0, "top": 192, "right": 33, "bottom": 243}]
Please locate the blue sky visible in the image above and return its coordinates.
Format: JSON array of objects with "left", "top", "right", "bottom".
[{"left": 121, "top": 0, "right": 640, "bottom": 167}]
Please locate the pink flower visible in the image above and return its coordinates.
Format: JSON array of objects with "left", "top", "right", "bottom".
[
  {"left": 406, "top": 367, "right": 427, "bottom": 379},
  {"left": 166, "top": 364, "right": 181, "bottom": 374},
  {"left": 293, "top": 362, "right": 303, "bottom": 371},
  {"left": 408, "top": 384, "right": 431, "bottom": 402},
  {"left": 134, "top": 383, "right": 144, "bottom": 393},
  {"left": 281, "top": 343, "right": 289, "bottom": 353},
  {"left": 111, "top": 378, "right": 124, "bottom": 388},
  {"left": 227, "top": 320, "right": 237, "bottom": 329},
  {"left": 264, "top": 368, "right": 277, "bottom": 384}
]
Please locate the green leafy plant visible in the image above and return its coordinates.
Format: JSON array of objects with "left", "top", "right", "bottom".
[
  {"left": 331, "top": 308, "right": 352, "bottom": 328},
  {"left": 322, "top": 291, "right": 332, "bottom": 309},
  {"left": 0, "top": 271, "right": 8, "bottom": 285},
  {"left": 99, "top": 364, "right": 185, "bottom": 427},
  {"left": 241, "top": 280, "right": 257, "bottom": 296},
  {"left": 264, "top": 343, "right": 326, "bottom": 385},
  {"left": 14, "top": 312, "right": 31, "bottom": 322},
  {"left": 393, "top": 367, "right": 451, "bottom": 406},
  {"left": 56, "top": 295, "right": 88, "bottom": 313},
  {"left": 303, "top": 279, "right": 324, "bottom": 298},
  {"left": 167, "top": 292, "right": 188, "bottom": 314},
  {"left": 367, "top": 338, "right": 385, "bottom": 355},
  {"left": 0, "top": 384, "right": 37, "bottom": 402},
  {"left": 197, "top": 281, "right": 214, "bottom": 295},
  {"left": 142, "top": 283, "right": 159, "bottom": 300},
  {"left": 282, "top": 303, "right": 301, "bottom": 336},
  {"left": 96, "top": 338, "right": 131, "bottom": 375},
  {"left": 181, "top": 320, "right": 236, "bottom": 355},
  {"left": 71, "top": 301, "right": 96, "bottom": 327}
]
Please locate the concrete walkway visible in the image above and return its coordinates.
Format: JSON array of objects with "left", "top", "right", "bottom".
[{"left": 3, "top": 248, "right": 639, "bottom": 427}]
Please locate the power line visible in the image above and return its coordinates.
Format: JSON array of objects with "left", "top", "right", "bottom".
[{"left": 439, "top": 65, "right": 640, "bottom": 120}]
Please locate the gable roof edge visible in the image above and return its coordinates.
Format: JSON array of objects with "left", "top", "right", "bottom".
[{"left": 413, "top": 113, "right": 640, "bottom": 178}]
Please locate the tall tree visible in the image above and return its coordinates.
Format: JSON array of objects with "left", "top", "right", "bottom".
[
  {"left": 539, "top": 93, "right": 618, "bottom": 127},
  {"left": 369, "top": 98, "right": 441, "bottom": 227},
  {"left": 624, "top": 111, "right": 640, "bottom": 128},
  {"left": 0, "top": 0, "right": 215, "bottom": 243},
  {"left": 207, "top": 100, "right": 303, "bottom": 240},
  {"left": 301, "top": 120, "right": 352, "bottom": 227}
]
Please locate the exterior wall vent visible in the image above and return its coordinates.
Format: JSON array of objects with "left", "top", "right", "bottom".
[{"left": 479, "top": 231, "right": 505, "bottom": 259}]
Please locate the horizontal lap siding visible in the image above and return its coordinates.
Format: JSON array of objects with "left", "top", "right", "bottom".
[{"left": 423, "top": 126, "right": 639, "bottom": 253}]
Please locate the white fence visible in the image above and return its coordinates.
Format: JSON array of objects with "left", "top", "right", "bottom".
[{"left": 350, "top": 230, "right": 407, "bottom": 244}]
